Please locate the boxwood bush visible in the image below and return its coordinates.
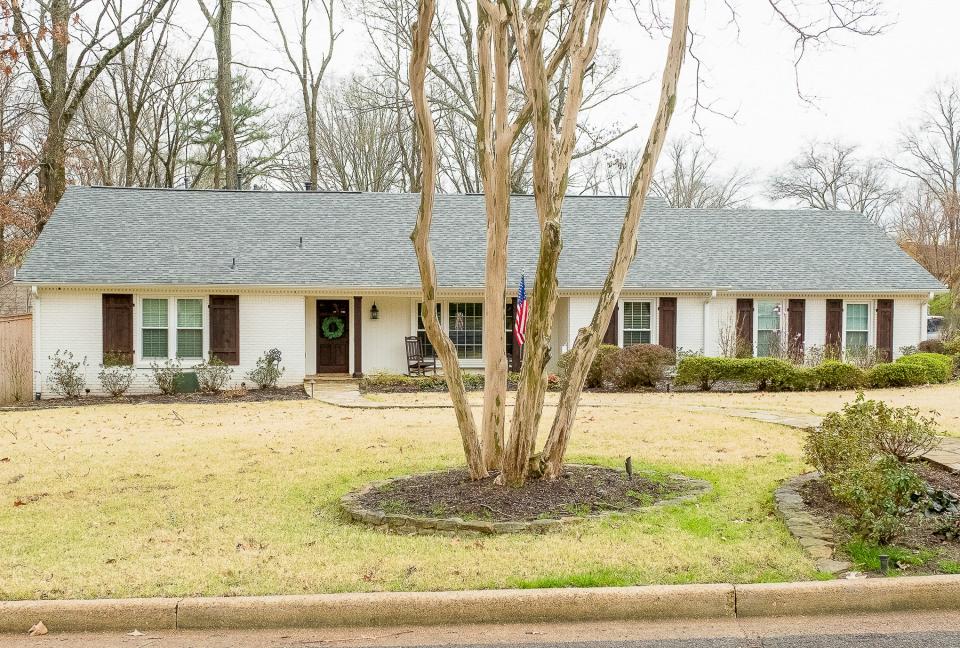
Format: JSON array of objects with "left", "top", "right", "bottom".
[
  {"left": 810, "top": 360, "right": 865, "bottom": 390},
  {"left": 557, "top": 344, "right": 619, "bottom": 389},
  {"left": 896, "top": 352, "right": 953, "bottom": 383},
  {"left": 674, "top": 356, "right": 729, "bottom": 391}
]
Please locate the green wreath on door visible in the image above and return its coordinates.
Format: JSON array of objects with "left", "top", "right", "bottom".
[{"left": 321, "top": 316, "right": 346, "bottom": 339}]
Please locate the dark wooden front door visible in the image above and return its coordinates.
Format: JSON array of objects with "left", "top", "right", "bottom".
[{"left": 317, "top": 300, "right": 350, "bottom": 373}]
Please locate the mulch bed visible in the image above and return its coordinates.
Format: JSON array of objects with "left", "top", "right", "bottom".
[
  {"left": 2, "top": 385, "right": 309, "bottom": 410},
  {"left": 358, "top": 465, "right": 682, "bottom": 522},
  {"left": 800, "top": 460, "right": 960, "bottom": 575}
]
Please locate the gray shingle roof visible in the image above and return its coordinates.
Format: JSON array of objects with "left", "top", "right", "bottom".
[{"left": 17, "top": 186, "right": 944, "bottom": 293}]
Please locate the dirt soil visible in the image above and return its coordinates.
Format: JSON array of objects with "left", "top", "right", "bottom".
[
  {"left": 2, "top": 385, "right": 309, "bottom": 410},
  {"left": 800, "top": 461, "right": 960, "bottom": 574},
  {"left": 358, "top": 465, "right": 683, "bottom": 522}
]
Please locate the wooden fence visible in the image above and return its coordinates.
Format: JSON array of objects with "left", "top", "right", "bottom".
[{"left": 0, "top": 314, "right": 31, "bottom": 403}]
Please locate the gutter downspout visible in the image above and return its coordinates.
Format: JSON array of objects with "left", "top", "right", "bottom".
[
  {"left": 703, "top": 289, "right": 718, "bottom": 356},
  {"left": 31, "top": 286, "right": 40, "bottom": 399}
]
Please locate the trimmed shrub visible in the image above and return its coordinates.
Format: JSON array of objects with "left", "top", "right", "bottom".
[
  {"left": 600, "top": 344, "right": 675, "bottom": 390},
  {"left": 896, "top": 352, "right": 953, "bottom": 384},
  {"left": 810, "top": 360, "right": 865, "bottom": 390},
  {"left": 867, "top": 361, "right": 927, "bottom": 388},
  {"left": 246, "top": 348, "right": 285, "bottom": 389},
  {"left": 674, "top": 356, "right": 728, "bottom": 391},
  {"left": 150, "top": 358, "right": 183, "bottom": 395},
  {"left": 557, "top": 344, "right": 619, "bottom": 390},
  {"left": 47, "top": 350, "right": 87, "bottom": 398},
  {"left": 98, "top": 352, "right": 135, "bottom": 397},
  {"left": 739, "top": 357, "right": 799, "bottom": 391},
  {"left": 194, "top": 356, "right": 233, "bottom": 393}
]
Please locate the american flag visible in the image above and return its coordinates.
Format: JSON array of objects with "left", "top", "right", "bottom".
[{"left": 514, "top": 274, "right": 529, "bottom": 347}]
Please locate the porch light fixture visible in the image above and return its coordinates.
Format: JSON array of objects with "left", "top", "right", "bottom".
[{"left": 370, "top": 302, "right": 380, "bottom": 320}]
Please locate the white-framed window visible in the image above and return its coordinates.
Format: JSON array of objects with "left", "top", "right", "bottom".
[
  {"left": 416, "top": 302, "right": 442, "bottom": 358},
  {"left": 176, "top": 298, "right": 203, "bottom": 359},
  {"left": 141, "top": 298, "right": 169, "bottom": 359},
  {"left": 449, "top": 302, "right": 483, "bottom": 360},
  {"left": 622, "top": 301, "right": 652, "bottom": 346},
  {"left": 756, "top": 301, "right": 782, "bottom": 357},
  {"left": 845, "top": 302, "right": 869, "bottom": 352}
]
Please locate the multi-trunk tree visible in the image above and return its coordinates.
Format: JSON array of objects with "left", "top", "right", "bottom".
[{"left": 409, "top": 0, "right": 886, "bottom": 486}]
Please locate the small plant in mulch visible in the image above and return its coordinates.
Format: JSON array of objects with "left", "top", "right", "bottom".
[
  {"left": 247, "top": 348, "right": 285, "bottom": 389},
  {"left": 800, "top": 394, "right": 960, "bottom": 575},
  {"left": 150, "top": 358, "right": 183, "bottom": 395},
  {"left": 356, "top": 465, "right": 685, "bottom": 523},
  {"left": 194, "top": 356, "right": 233, "bottom": 394},
  {"left": 98, "top": 352, "right": 135, "bottom": 397},
  {"left": 47, "top": 350, "right": 88, "bottom": 398}
]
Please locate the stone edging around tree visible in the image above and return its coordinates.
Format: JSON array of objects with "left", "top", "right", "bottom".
[
  {"left": 774, "top": 471, "right": 852, "bottom": 575},
  {"left": 340, "top": 470, "right": 712, "bottom": 535}
]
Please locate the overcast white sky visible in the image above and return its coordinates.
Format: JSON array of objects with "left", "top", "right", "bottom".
[{"left": 226, "top": 0, "right": 959, "bottom": 202}]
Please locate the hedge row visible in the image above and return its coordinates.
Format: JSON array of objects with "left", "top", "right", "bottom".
[
  {"left": 674, "top": 352, "right": 957, "bottom": 392},
  {"left": 360, "top": 371, "right": 535, "bottom": 392}
]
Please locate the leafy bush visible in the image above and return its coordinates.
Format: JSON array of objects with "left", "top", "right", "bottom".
[
  {"left": 740, "top": 357, "right": 800, "bottom": 391},
  {"left": 194, "top": 356, "right": 233, "bottom": 393},
  {"left": 556, "top": 344, "right": 619, "bottom": 389},
  {"left": 810, "top": 361, "right": 865, "bottom": 390},
  {"left": 943, "top": 336, "right": 960, "bottom": 356},
  {"left": 917, "top": 340, "right": 946, "bottom": 354},
  {"left": 246, "top": 348, "right": 285, "bottom": 389},
  {"left": 150, "top": 358, "right": 183, "bottom": 395},
  {"left": 600, "top": 344, "right": 674, "bottom": 390},
  {"left": 829, "top": 454, "right": 923, "bottom": 543},
  {"left": 867, "top": 353, "right": 953, "bottom": 388},
  {"left": 359, "top": 371, "right": 493, "bottom": 392},
  {"left": 98, "top": 352, "right": 135, "bottom": 397},
  {"left": 896, "top": 353, "right": 953, "bottom": 384},
  {"left": 47, "top": 350, "right": 87, "bottom": 398},
  {"left": 674, "top": 356, "right": 728, "bottom": 391},
  {"left": 804, "top": 395, "right": 939, "bottom": 543}
]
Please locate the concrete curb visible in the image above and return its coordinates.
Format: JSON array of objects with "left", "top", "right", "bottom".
[
  {"left": 0, "top": 597, "right": 177, "bottom": 633},
  {"left": 736, "top": 575, "right": 960, "bottom": 617},
  {"left": 3, "top": 576, "right": 960, "bottom": 634}
]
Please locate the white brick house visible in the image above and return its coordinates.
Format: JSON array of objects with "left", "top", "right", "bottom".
[{"left": 16, "top": 187, "right": 945, "bottom": 396}]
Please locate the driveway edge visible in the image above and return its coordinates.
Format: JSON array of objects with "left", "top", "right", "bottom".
[{"left": 3, "top": 576, "right": 960, "bottom": 633}]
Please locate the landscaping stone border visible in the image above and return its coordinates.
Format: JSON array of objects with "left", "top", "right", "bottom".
[
  {"left": 774, "top": 471, "right": 852, "bottom": 575},
  {"left": 340, "top": 468, "right": 712, "bottom": 535}
]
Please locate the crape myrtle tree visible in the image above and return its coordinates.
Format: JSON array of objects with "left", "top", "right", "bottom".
[{"left": 411, "top": 0, "right": 886, "bottom": 486}]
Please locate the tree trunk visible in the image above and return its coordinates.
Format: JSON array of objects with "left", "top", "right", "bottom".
[
  {"left": 409, "top": 0, "right": 486, "bottom": 480},
  {"left": 478, "top": 4, "right": 512, "bottom": 472},
  {"left": 210, "top": 0, "right": 237, "bottom": 188},
  {"left": 540, "top": 0, "right": 690, "bottom": 480}
]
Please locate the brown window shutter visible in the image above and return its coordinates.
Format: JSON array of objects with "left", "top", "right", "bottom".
[
  {"left": 876, "top": 299, "right": 894, "bottom": 361},
  {"left": 825, "top": 299, "right": 843, "bottom": 351},
  {"left": 102, "top": 294, "right": 134, "bottom": 364},
  {"left": 209, "top": 295, "right": 240, "bottom": 365},
  {"left": 658, "top": 297, "right": 677, "bottom": 351},
  {"left": 735, "top": 298, "right": 754, "bottom": 356},
  {"left": 603, "top": 303, "right": 619, "bottom": 346},
  {"left": 788, "top": 299, "right": 805, "bottom": 360}
]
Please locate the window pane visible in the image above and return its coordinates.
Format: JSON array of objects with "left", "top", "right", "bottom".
[
  {"left": 846, "top": 303, "right": 868, "bottom": 331},
  {"left": 449, "top": 302, "right": 483, "bottom": 360},
  {"left": 177, "top": 299, "right": 202, "bottom": 328},
  {"left": 142, "top": 328, "right": 168, "bottom": 358},
  {"left": 505, "top": 302, "right": 514, "bottom": 359},
  {"left": 623, "top": 330, "right": 651, "bottom": 346},
  {"left": 177, "top": 329, "right": 203, "bottom": 358},
  {"left": 847, "top": 331, "right": 868, "bottom": 350},
  {"left": 623, "top": 302, "right": 650, "bottom": 330},
  {"left": 416, "top": 303, "right": 441, "bottom": 358},
  {"left": 757, "top": 301, "right": 779, "bottom": 331},
  {"left": 757, "top": 330, "right": 775, "bottom": 357},
  {"left": 142, "top": 299, "right": 167, "bottom": 328}
]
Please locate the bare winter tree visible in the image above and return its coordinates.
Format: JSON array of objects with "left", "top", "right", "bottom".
[
  {"left": 3, "top": 0, "right": 173, "bottom": 220},
  {"left": 588, "top": 138, "right": 749, "bottom": 206},
  {"left": 265, "top": 0, "right": 339, "bottom": 190},
  {"left": 196, "top": 0, "right": 238, "bottom": 189},
  {"left": 768, "top": 140, "right": 899, "bottom": 225}
]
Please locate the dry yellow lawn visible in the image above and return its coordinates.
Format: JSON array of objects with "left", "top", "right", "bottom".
[{"left": 3, "top": 386, "right": 921, "bottom": 600}]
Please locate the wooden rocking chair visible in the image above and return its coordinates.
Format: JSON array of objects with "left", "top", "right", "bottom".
[{"left": 405, "top": 336, "right": 437, "bottom": 376}]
